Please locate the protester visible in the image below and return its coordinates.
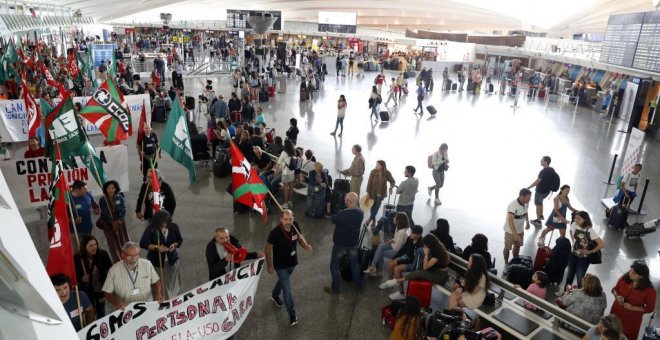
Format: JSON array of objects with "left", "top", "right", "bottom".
[
  {"left": 139, "top": 210, "right": 183, "bottom": 299},
  {"left": 610, "top": 261, "right": 656, "bottom": 340},
  {"left": 205, "top": 227, "right": 261, "bottom": 280},
  {"left": 97, "top": 180, "right": 129, "bottom": 263},
  {"left": 340, "top": 144, "right": 366, "bottom": 197},
  {"left": 135, "top": 169, "right": 176, "bottom": 220},
  {"left": 427, "top": 143, "right": 449, "bottom": 205},
  {"left": 103, "top": 242, "right": 163, "bottom": 310},
  {"left": 23, "top": 137, "right": 45, "bottom": 158},
  {"left": 396, "top": 165, "right": 418, "bottom": 227},
  {"left": 447, "top": 254, "right": 490, "bottom": 309},
  {"left": 325, "top": 192, "right": 364, "bottom": 293},
  {"left": 69, "top": 180, "right": 100, "bottom": 238},
  {"left": 74, "top": 235, "right": 112, "bottom": 319},
  {"left": 503, "top": 188, "right": 531, "bottom": 264},
  {"left": 265, "top": 210, "right": 313, "bottom": 327},
  {"left": 51, "top": 273, "right": 95, "bottom": 331},
  {"left": 365, "top": 160, "right": 396, "bottom": 227},
  {"left": 139, "top": 124, "right": 161, "bottom": 182},
  {"left": 556, "top": 274, "right": 607, "bottom": 325}
]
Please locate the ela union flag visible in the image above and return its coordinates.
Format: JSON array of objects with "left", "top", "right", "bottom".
[
  {"left": 230, "top": 142, "right": 269, "bottom": 220},
  {"left": 45, "top": 142, "right": 77, "bottom": 285},
  {"left": 79, "top": 75, "right": 133, "bottom": 143}
]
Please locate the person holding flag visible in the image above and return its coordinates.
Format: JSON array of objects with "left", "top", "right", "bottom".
[
  {"left": 97, "top": 180, "right": 129, "bottom": 263},
  {"left": 79, "top": 75, "right": 133, "bottom": 146},
  {"left": 50, "top": 273, "right": 95, "bottom": 331},
  {"left": 139, "top": 210, "right": 183, "bottom": 299},
  {"left": 135, "top": 168, "right": 176, "bottom": 221},
  {"left": 139, "top": 124, "right": 160, "bottom": 182},
  {"left": 69, "top": 180, "right": 100, "bottom": 238}
]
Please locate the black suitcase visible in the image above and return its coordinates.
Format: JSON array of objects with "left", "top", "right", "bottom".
[
  {"left": 505, "top": 263, "right": 533, "bottom": 289},
  {"left": 300, "top": 90, "right": 308, "bottom": 101},
  {"left": 330, "top": 190, "right": 347, "bottom": 214},
  {"left": 607, "top": 201, "right": 629, "bottom": 230},
  {"left": 259, "top": 89, "right": 269, "bottom": 102},
  {"left": 379, "top": 110, "right": 390, "bottom": 121},
  {"left": 451, "top": 83, "right": 457, "bottom": 91},
  {"left": 341, "top": 226, "right": 371, "bottom": 281},
  {"left": 427, "top": 105, "right": 437, "bottom": 115},
  {"left": 213, "top": 149, "right": 231, "bottom": 177},
  {"left": 488, "top": 83, "right": 494, "bottom": 93},
  {"left": 333, "top": 175, "right": 351, "bottom": 195},
  {"left": 152, "top": 107, "right": 166, "bottom": 122},
  {"left": 185, "top": 96, "right": 195, "bottom": 110}
]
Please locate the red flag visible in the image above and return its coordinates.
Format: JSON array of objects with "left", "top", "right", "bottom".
[
  {"left": 230, "top": 143, "right": 269, "bottom": 220},
  {"left": 20, "top": 73, "right": 40, "bottom": 139},
  {"left": 136, "top": 99, "right": 147, "bottom": 152},
  {"left": 149, "top": 161, "right": 161, "bottom": 212},
  {"left": 41, "top": 62, "right": 59, "bottom": 87},
  {"left": 68, "top": 52, "right": 80, "bottom": 79},
  {"left": 78, "top": 76, "right": 132, "bottom": 143},
  {"left": 45, "top": 142, "right": 77, "bottom": 285}
]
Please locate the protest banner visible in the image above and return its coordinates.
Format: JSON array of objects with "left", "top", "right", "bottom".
[
  {"left": 0, "top": 94, "right": 150, "bottom": 142},
  {"left": 79, "top": 259, "right": 265, "bottom": 340},
  {"left": 0, "top": 145, "right": 128, "bottom": 208}
]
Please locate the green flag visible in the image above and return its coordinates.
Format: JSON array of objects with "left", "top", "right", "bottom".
[
  {"left": 108, "top": 50, "right": 117, "bottom": 77},
  {"left": 161, "top": 96, "right": 196, "bottom": 185},
  {"left": 0, "top": 56, "right": 6, "bottom": 83},
  {"left": 76, "top": 52, "right": 86, "bottom": 83},
  {"left": 78, "top": 141, "right": 107, "bottom": 187},
  {"left": 3, "top": 39, "right": 18, "bottom": 64},
  {"left": 44, "top": 96, "right": 88, "bottom": 166}
]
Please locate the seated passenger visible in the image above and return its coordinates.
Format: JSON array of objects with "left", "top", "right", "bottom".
[
  {"left": 390, "top": 296, "right": 423, "bottom": 340},
  {"left": 305, "top": 162, "right": 330, "bottom": 218},
  {"left": 387, "top": 234, "right": 450, "bottom": 300},
  {"left": 378, "top": 226, "right": 424, "bottom": 291},
  {"left": 516, "top": 271, "right": 549, "bottom": 310},
  {"left": 430, "top": 218, "right": 457, "bottom": 254},
  {"left": 556, "top": 274, "right": 607, "bottom": 325},
  {"left": 448, "top": 254, "right": 490, "bottom": 310},
  {"left": 461, "top": 233, "right": 493, "bottom": 269},
  {"left": 365, "top": 212, "right": 409, "bottom": 276},
  {"left": 582, "top": 314, "right": 625, "bottom": 340}
]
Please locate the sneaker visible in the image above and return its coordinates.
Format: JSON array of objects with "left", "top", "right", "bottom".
[
  {"left": 388, "top": 291, "right": 405, "bottom": 300},
  {"left": 289, "top": 315, "right": 298, "bottom": 327},
  {"left": 427, "top": 187, "right": 433, "bottom": 196},
  {"left": 435, "top": 198, "right": 442, "bottom": 205},
  {"left": 363, "top": 267, "right": 372, "bottom": 274},
  {"left": 271, "top": 296, "right": 284, "bottom": 308},
  {"left": 379, "top": 279, "right": 398, "bottom": 289},
  {"left": 323, "top": 286, "right": 338, "bottom": 294},
  {"left": 531, "top": 219, "right": 542, "bottom": 226}
]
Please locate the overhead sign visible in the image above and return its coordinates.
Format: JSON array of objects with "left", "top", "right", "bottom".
[
  {"left": 78, "top": 259, "right": 265, "bottom": 340},
  {"left": 226, "top": 10, "right": 282, "bottom": 30}
]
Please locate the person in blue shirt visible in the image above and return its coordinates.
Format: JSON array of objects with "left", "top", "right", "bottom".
[
  {"left": 325, "top": 192, "right": 364, "bottom": 293},
  {"left": 70, "top": 180, "right": 100, "bottom": 237},
  {"left": 51, "top": 273, "right": 95, "bottom": 331}
]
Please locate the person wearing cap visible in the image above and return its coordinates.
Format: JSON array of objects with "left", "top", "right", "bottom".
[
  {"left": 325, "top": 192, "right": 364, "bottom": 294},
  {"left": 70, "top": 180, "right": 100, "bottom": 238},
  {"left": 379, "top": 225, "right": 424, "bottom": 290}
]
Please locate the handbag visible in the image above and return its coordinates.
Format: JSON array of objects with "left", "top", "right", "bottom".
[
  {"left": 586, "top": 227, "right": 602, "bottom": 264},
  {"left": 370, "top": 234, "right": 381, "bottom": 247}
]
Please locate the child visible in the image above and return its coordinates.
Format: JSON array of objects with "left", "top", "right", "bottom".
[{"left": 520, "top": 271, "right": 549, "bottom": 310}]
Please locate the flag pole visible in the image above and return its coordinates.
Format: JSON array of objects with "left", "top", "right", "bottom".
[
  {"left": 66, "top": 190, "right": 82, "bottom": 252},
  {"left": 74, "top": 285, "right": 85, "bottom": 329},
  {"left": 266, "top": 190, "right": 308, "bottom": 247},
  {"left": 156, "top": 232, "right": 167, "bottom": 299}
]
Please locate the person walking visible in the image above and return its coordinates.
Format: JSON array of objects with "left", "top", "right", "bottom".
[
  {"left": 275, "top": 140, "right": 297, "bottom": 208},
  {"left": 340, "top": 144, "right": 366, "bottom": 197},
  {"left": 365, "top": 160, "right": 396, "bottom": 227},
  {"left": 325, "top": 192, "right": 364, "bottom": 293},
  {"left": 139, "top": 210, "right": 183, "bottom": 299},
  {"left": 427, "top": 143, "right": 449, "bottom": 205},
  {"left": 103, "top": 242, "right": 163, "bottom": 310},
  {"left": 330, "top": 95, "right": 347, "bottom": 137},
  {"left": 538, "top": 184, "right": 577, "bottom": 244},
  {"left": 413, "top": 82, "right": 426, "bottom": 115},
  {"left": 395, "top": 73, "right": 405, "bottom": 101},
  {"left": 527, "top": 156, "right": 558, "bottom": 227},
  {"left": 384, "top": 78, "right": 399, "bottom": 107},
  {"left": 375, "top": 70, "right": 386, "bottom": 94},
  {"left": 97, "top": 180, "right": 129, "bottom": 263},
  {"left": 610, "top": 261, "right": 657, "bottom": 340},
  {"left": 503, "top": 189, "right": 532, "bottom": 264},
  {"left": 396, "top": 166, "right": 418, "bottom": 227},
  {"left": 265, "top": 210, "right": 313, "bottom": 327},
  {"left": 369, "top": 86, "right": 381, "bottom": 121},
  {"left": 74, "top": 235, "right": 112, "bottom": 319},
  {"left": 558, "top": 211, "right": 605, "bottom": 294}
]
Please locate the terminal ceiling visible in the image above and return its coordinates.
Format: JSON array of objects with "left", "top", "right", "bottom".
[{"left": 56, "top": 0, "right": 658, "bottom": 34}]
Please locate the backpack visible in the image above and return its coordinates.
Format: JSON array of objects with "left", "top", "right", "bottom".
[
  {"left": 548, "top": 168, "right": 560, "bottom": 192},
  {"left": 427, "top": 154, "right": 433, "bottom": 169},
  {"left": 287, "top": 156, "right": 302, "bottom": 171},
  {"left": 376, "top": 95, "right": 382, "bottom": 104},
  {"left": 616, "top": 174, "right": 624, "bottom": 190}
]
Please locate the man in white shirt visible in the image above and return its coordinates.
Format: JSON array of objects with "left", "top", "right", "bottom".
[
  {"left": 613, "top": 163, "right": 642, "bottom": 205},
  {"left": 103, "top": 242, "right": 163, "bottom": 310},
  {"left": 503, "top": 189, "right": 532, "bottom": 264}
]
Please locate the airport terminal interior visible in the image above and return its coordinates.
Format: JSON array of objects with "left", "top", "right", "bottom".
[{"left": 1, "top": 1, "right": 660, "bottom": 339}]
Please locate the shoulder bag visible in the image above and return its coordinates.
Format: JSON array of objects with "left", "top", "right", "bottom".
[{"left": 586, "top": 227, "right": 602, "bottom": 264}]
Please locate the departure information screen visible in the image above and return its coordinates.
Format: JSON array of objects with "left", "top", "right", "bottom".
[
  {"left": 226, "top": 10, "right": 282, "bottom": 31},
  {"left": 599, "top": 12, "right": 644, "bottom": 68},
  {"left": 632, "top": 11, "right": 660, "bottom": 73}
]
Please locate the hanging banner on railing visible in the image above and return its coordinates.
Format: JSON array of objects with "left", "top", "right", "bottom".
[
  {"left": 0, "top": 94, "right": 150, "bottom": 142},
  {"left": 0, "top": 145, "right": 128, "bottom": 208},
  {"left": 78, "top": 259, "right": 265, "bottom": 340}
]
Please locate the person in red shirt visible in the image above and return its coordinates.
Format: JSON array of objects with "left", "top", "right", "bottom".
[
  {"left": 151, "top": 69, "right": 161, "bottom": 89},
  {"left": 610, "top": 261, "right": 656, "bottom": 340},
  {"left": 6, "top": 75, "right": 19, "bottom": 99},
  {"left": 24, "top": 137, "right": 45, "bottom": 158}
]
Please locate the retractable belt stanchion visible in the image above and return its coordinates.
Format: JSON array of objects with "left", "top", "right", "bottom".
[{"left": 603, "top": 154, "right": 618, "bottom": 185}]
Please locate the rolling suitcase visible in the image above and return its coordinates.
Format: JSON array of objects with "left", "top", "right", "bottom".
[
  {"left": 607, "top": 198, "right": 630, "bottom": 230},
  {"left": 488, "top": 83, "right": 494, "bottom": 94},
  {"left": 534, "top": 230, "right": 553, "bottom": 271},
  {"left": 426, "top": 105, "right": 437, "bottom": 115},
  {"left": 381, "top": 305, "right": 396, "bottom": 330},
  {"left": 340, "top": 225, "right": 371, "bottom": 281},
  {"left": 379, "top": 110, "right": 390, "bottom": 121},
  {"left": 402, "top": 86, "right": 409, "bottom": 95},
  {"left": 505, "top": 255, "right": 533, "bottom": 289},
  {"left": 268, "top": 85, "right": 276, "bottom": 97},
  {"left": 333, "top": 174, "right": 351, "bottom": 195},
  {"left": 259, "top": 89, "right": 269, "bottom": 102},
  {"left": 406, "top": 279, "right": 432, "bottom": 307},
  {"left": 538, "top": 88, "right": 546, "bottom": 98},
  {"left": 451, "top": 83, "right": 457, "bottom": 91}
]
